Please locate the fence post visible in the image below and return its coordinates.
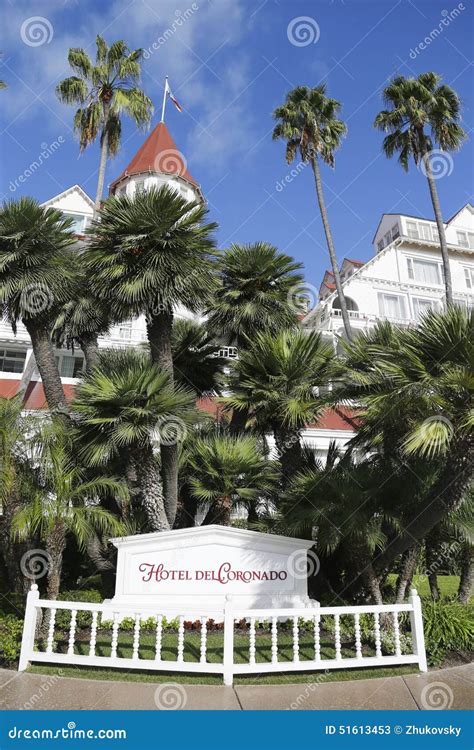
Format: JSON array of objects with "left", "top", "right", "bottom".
[
  {"left": 223, "top": 595, "right": 234, "bottom": 686},
  {"left": 18, "top": 584, "right": 40, "bottom": 672},
  {"left": 409, "top": 588, "right": 427, "bottom": 672}
]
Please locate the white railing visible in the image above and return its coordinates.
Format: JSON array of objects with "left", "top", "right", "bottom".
[{"left": 18, "top": 585, "right": 427, "bottom": 686}]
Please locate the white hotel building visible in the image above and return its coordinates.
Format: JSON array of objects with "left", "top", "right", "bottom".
[{"left": 1, "top": 122, "right": 473, "bottom": 457}]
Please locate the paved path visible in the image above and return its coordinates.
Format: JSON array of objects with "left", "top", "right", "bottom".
[{"left": 0, "top": 665, "right": 472, "bottom": 710}]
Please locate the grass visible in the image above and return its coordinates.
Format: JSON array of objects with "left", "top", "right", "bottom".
[
  {"left": 387, "top": 574, "right": 464, "bottom": 600},
  {"left": 27, "top": 628, "right": 419, "bottom": 685}
]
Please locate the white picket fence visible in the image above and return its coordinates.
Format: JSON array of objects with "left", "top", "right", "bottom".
[{"left": 19, "top": 585, "right": 427, "bottom": 686}]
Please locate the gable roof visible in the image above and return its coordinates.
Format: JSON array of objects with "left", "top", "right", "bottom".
[
  {"left": 446, "top": 202, "right": 474, "bottom": 225},
  {"left": 40, "top": 184, "right": 94, "bottom": 211},
  {"left": 109, "top": 122, "right": 199, "bottom": 192}
]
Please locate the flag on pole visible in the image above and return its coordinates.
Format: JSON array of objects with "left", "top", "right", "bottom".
[{"left": 166, "top": 80, "right": 183, "bottom": 112}]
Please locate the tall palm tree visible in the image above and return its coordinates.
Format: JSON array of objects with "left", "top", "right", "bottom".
[
  {"left": 0, "top": 81, "right": 6, "bottom": 90},
  {"left": 374, "top": 73, "right": 466, "bottom": 305},
  {"left": 0, "top": 198, "right": 76, "bottom": 417},
  {"left": 338, "top": 306, "right": 473, "bottom": 573},
  {"left": 272, "top": 85, "right": 352, "bottom": 339},
  {"left": 171, "top": 318, "right": 227, "bottom": 395},
  {"left": 226, "top": 329, "right": 336, "bottom": 483},
  {"left": 56, "top": 36, "right": 153, "bottom": 212},
  {"left": 72, "top": 349, "right": 198, "bottom": 531},
  {"left": 12, "top": 423, "right": 126, "bottom": 601},
  {"left": 84, "top": 186, "right": 218, "bottom": 524},
  {"left": 187, "top": 434, "right": 278, "bottom": 526}
]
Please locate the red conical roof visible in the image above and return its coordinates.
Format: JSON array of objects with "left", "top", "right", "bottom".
[{"left": 109, "top": 122, "right": 199, "bottom": 193}]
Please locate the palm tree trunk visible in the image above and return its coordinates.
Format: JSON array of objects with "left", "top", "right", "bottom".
[
  {"left": 133, "top": 443, "right": 170, "bottom": 531},
  {"left": 45, "top": 524, "right": 67, "bottom": 601},
  {"left": 396, "top": 541, "right": 421, "bottom": 602},
  {"left": 94, "top": 104, "right": 110, "bottom": 215},
  {"left": 203, "top": 495, "right": 232, "bottom": 526},
  {"left": 25, "top": 323, "right": 69, "bottom": 420},
  {"left": 310, "top": 156, "right": 353, "bottom": 340},
  {"left": 421, "top": 148, "right": 453, "bottom": 305},
  {"left": 426, "top": 527, "right": 441, "bottom": 601},
  {"left": 458, "top": 544, "right": 474, "bottom": 604},
  {"left": 374, "top": 434, "right": 473, "bottom": 574},
  {"left": 78, "top": 332, "right": 100, "bottom": 374},
  {"left": 273, "top": 426, "right": 303, "bottom": 487},
  {"left": 146, "top": 311, "right": 179, "bottom": 527}
]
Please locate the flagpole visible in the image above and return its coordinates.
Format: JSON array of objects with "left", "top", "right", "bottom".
[{"left": 160, "top": 76, "right": 168, "bottom": 123}]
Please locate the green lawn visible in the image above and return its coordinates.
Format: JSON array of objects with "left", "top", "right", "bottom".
[
  {"left": 29, "top": 629, "right": 419, "bottom": 685},
  {"left": 387, "top": 574, "right": 463, "bottom": 600}
]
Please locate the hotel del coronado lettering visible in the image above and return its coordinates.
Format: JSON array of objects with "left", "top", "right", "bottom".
[{"left": 139, "top": 561, "right": 288, "bottom": 585}]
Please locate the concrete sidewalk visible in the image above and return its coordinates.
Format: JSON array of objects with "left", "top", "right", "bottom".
[{"left": 0, "top": 665, "right": 472, "bottom": 711}]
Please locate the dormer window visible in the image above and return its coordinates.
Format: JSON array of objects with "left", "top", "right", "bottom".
[
  {"left": 406, "top": 221, "right": 419, "bottom": 239},
  {"left": 377, "top": 239, "right": 384, "bottom": 252},
  {"left": 391, "top": 224, "right": 400, "bottom": 240}
]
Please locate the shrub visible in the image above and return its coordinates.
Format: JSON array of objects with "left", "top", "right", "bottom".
[
  {"left": 422, "top": 599, "right": 474, "bottom": 665},
  {"left": 55, "top": 589, "right": 103, "bottom": 630},
  {"left": 0, "top": 615, "right": 23, "bottom": 665}
]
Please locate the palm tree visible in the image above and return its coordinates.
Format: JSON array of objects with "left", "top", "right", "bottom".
[
  {"left": 206, "top": 241, "right": 304, "bottom": 433},
  {"left": 226, "top": 329, "right": 336, "bottom": 483},
  {"left": 0, "top": 396, "right": 37, "bottom": 594},
  {"left": 12, "top": 423, "right": 126, "bottom": 601},
  {"left": 53, "top": 267, "right": 114, "bottom": 374},
  {"left": 0, "top": 198, "right": 76, "bottom": 417},
  {"left": 272, "top": 85, "right": 352, "bottom": 339},
  {"left": 171, "top": 318, "right": 227, "bottom": 395},
  {"left": 206, "top": 242, "right": 304, "bottom": 345},
  {"left": 84, "top": 186, "right": 218, "bottom": 524},
  {"left": 187, "top": 434, "right": 278, "bottom": 526},
  {"left": 56, "top": 36, "right": 153, "bottom": 212},
  {"left": 338, "top": 306, "right": 473, "bottom": 573},
  {"left": 72, "top": 349, "right": 198, "bottom": 532},
  {"left": 0, "top": 81, "right": 6, "bottom": 90},
  {"left": 374, "top": 73, "right": 465, "bottom": 305}
]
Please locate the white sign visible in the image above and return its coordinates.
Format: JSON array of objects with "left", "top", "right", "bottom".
[{"left": 108, "top": 525, "right": 314, "bottom": 613}]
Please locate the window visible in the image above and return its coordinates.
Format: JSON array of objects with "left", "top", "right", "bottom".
[
  {"left": 384, "top": 231, "right": 392, "bottom": 246},
  {"left": 457, "top": 231, "right": 474, "bottom": 249},
  {"left": 419, "top": 223, "right": 433, "bottom": 241},
  {"left": 431, "top": 226, "right": 440, "bottom": 242},
  {"left": 63, "top": 213, "right": 86, "bottom": 234},
  {"left": 464, "top": 267, "right": 474, "bottom": 289},
  {"left": 391, "top": 224, "right": 400, "bottom": 240},
  {"left": 406, "top": 221, "right": 419, "bottom": 239},
  {"left": 377, "top": 239, "right": 384, "bottom": 252},
  {"left": 118, "top": 322, "right": 133, "bottom": 340},
  {"left": 0, "top": 348, "right": 26, "bottom": 373},
  {"left": 378, "top": 293, "right": 407, "bottom": 319},
  {"left": 412, "top": 297, "right": 439, "bottom": 319},
  {"left": 57, "top": 355, "right": 84, "bottom": 378},
  {"left": 134, "top": 180, "right": 146, "bottom": 194},
  {"left": 406, "top": 258, "right": 442, "bottom": 285}
]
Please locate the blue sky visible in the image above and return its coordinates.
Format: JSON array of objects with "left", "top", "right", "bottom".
[{"left": 1, "top": 0, "right": 472, "bottom": 290}]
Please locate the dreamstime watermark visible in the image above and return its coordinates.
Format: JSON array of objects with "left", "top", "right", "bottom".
[
  {"left": 157, "top": 416, "right": 188, "bottom": 446},
  {"left": 154, "top": 148, "right": 188, "bottom": 177},
  {"left": 418, "top": 539, "right": 462, "bottom": 583},
  {"left": 20, "top": 283, "right": 55, "bottom": 316},
  {"left": 288, "top": 670, "right": 331, "bottom": 709},
  {"left": 154, "top": 683, "right": 188, "bottom": 710},
  {"left": 287, "top": 282, "right": 319, "bottom": 323},
  {"left": 20, "top": 16, "right": 54, "bottom": 47},
  {"left": 9, "top": 137, "right": 65, "bottom": 193},
  {"left": 287, "top": 16, "right": 320, "bottom": 47},
  {"left": 20, "top": 549, "right": 52, "bottom": 580},
  {"left": 419, "top": 150, "right": 454, "bottom": 180},
  {"left": 409, "top": 4, "right": 466, "bottom": 59},
  {"left": 143, "top": 5, "right": 199, "bottom": 59},
  {"left": 275, "top": 160, "right": 307, "bottom": 192},
  {"left": 420, "top": 681, "right": 454, "bottom": 710},
  {"left": 21, "top": 671, "right": 65, "bottom": 710},
  {"left": 288, "top": 548, "right": 320, "bottom": 580}
]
